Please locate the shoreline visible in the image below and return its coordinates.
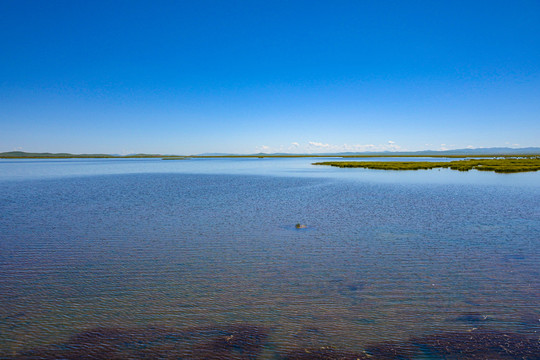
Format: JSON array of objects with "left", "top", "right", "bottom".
[{"left": 2, "top": 153, "right": 540, "bottom": 159}]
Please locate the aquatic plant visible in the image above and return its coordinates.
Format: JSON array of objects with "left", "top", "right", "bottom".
[
  {"left": 313, "top": 157, "right": 540, "bottom": 173},
  {"left": 11, "top": 325, "right": 540, "bottom": 359},
  {"left": 11, "top": 325, "right": 269, "bottom": 359}
]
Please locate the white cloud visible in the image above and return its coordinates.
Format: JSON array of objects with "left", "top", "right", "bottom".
[
  {"left": 343, "top": 144, "right": 377, "bottom": 152},
  {"left": 466, "top": 145, "right": 474, "bottom": 149},
  {"left": 255, "top": 141, "right": 409, "bottom": 154},
  {"left": 305, "top": 141, "right": 404, "bottom": 153},
  {"left": 256, "top": 145, "right": 271, "bottom": 153},
  {"left": 386, "top": 140, "right": 400, "bottom": 151},
  {"left": 308, "top": 141, "right": 331, "bottom": 148},
  {"left": 290, "top": 142, "right": 299, "bottom": 148},
  {"left": 287, "top": 142, "right": 300, "bottom": 151}
]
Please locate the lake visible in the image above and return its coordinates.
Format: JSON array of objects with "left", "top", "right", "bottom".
[{"left": 1, "top": 158, "right": 539, "bottom": 359}]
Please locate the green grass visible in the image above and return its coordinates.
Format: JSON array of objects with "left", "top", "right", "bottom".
[{"left": 313, "top": 158, "right": 540, "bottom": 173}]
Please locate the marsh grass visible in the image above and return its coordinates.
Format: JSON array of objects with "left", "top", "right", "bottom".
[{"left": 314, "top": 157, "right": 540, "bottom": 173}]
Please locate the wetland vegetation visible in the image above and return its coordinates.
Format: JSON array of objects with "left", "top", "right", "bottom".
[{"left": 314, "top": 157, "right": 540, "bottom": 173}]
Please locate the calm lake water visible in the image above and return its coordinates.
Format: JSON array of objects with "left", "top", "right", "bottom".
[{"left": 1, "top": 158, "right": 539, "bottom": 359}]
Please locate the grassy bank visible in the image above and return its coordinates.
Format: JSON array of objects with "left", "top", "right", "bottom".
[{"left": 313, "top": 158, "right": 540, "bottom": 173}]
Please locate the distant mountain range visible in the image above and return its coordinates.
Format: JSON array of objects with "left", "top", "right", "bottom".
[
  {"left": 199, "top": 147, "right": 540, "bottom": 156},
  {"left": 318, "top": 147, "right": 540, "bottom": 156},
  {"left": 1, "top": 147, "right": 540, "bottom": 158}
]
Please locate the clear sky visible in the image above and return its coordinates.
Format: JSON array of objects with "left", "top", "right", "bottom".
[{"left": 1, "top": 0, "right": 539, "bottom": 154}]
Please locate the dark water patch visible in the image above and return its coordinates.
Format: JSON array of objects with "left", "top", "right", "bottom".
[
  {"left": 343, "top": 283, "right": 363, "bottom": 293},
  {"left": 326, "top": 278, "right": 365, "bottom": 299},
  {"left": 8, "top": 324, "right": 540, "bottom": 359},
  {"left": 284, "top": 329, "right": 540, "bottom": 360},
  {"left": 353, "top": 318, "right": 376, "bottom": 325},
  {"left": 363, "top": 341, "right": 416, "bottom": 359},
  {"left": 519, "top": 312, "right": 540, "bottom": 332},
  {"left": 411, "top": 330, "right": 540, "bottom": 360},
  {"left": 502, "top": 254, "right": 527, "bottom": 262},
  {"left": 452, "top": 311, "right": 491, "bottom": 323},
  {"left": 463, "top": 298, "right": 484, "bottom": 307},
  {"left": 282, "top": 346, "right": 371, "bottom": 360},
  {"left": 11, "top": 324, "right": 269, "bottom": 359}
]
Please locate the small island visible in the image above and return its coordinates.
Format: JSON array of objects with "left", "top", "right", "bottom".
[{"left": 313, "top": 157, "right": 540, "bottom": 173}]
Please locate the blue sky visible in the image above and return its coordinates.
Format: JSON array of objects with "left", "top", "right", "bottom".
[{"left": 1, "top": 0, "right": 539, "bottom": 154}]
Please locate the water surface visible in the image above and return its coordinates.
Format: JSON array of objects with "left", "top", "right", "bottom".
[{"left": 1, "top": 158, "right": 539, "bottom": 358}]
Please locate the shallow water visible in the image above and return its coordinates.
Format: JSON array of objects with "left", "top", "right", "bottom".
[{"left": 0, "top": 159, "right": 539, "bottom": 358}]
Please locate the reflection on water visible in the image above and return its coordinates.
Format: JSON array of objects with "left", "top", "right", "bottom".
[{"left": 0, "top": 160, "right": 539, "bottom": 358}]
